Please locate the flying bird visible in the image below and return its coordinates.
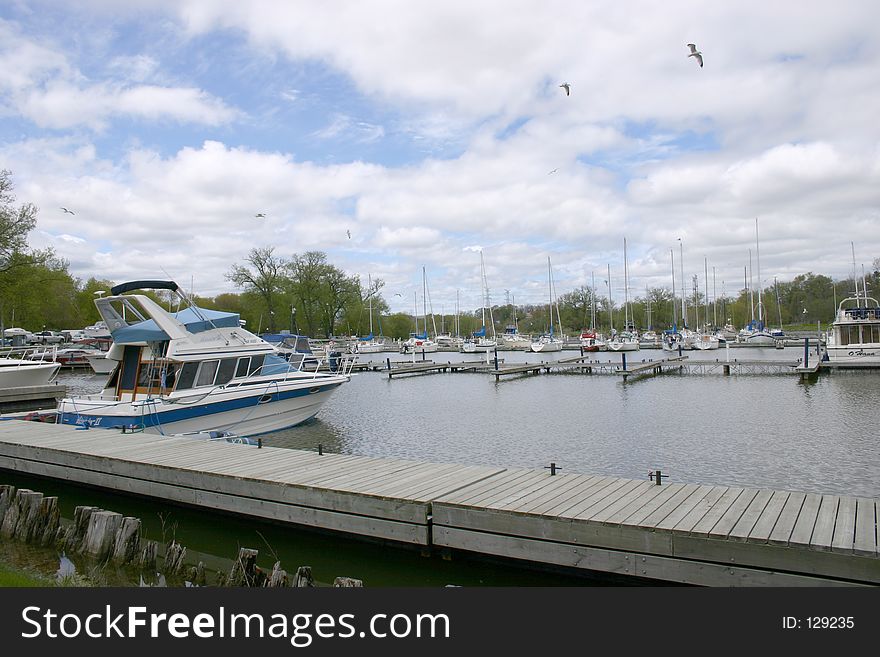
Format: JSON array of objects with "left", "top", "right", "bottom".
[
  {"left": 559, "top": 83, "right": 571, "bottom": 96},
  {"left": 255, "top": 213, "right": 266, "bottom": 218},
  {"left": 394, "top": 293, "right": 402, "bottom": 297},
  {"left": 687, "top": 43, "right": 703, "bottom": 68},
  {"left": 60, "top": 207, "right": 75, "bottom": 215},
  {"left": 548, "top": 168, "right": 558, "bottom": 175},
  {"left": 346, "top": 229, "right": 351, "bottom": 239}
]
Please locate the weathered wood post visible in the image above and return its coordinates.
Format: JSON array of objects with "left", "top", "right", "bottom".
[
  {"left": 803, "top": 337, "right": 809, "bottom": 369},
  {"left": 333, "top": 576, "right": 364, "bottom": 587},
  {"left": 292, "top": 566, "right": 315, "bottom": 587}
]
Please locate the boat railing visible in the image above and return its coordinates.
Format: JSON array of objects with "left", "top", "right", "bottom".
[{"left": 0, "top": 345, "right": 59, "bottom": 366}]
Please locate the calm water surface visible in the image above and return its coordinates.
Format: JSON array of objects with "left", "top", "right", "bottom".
[
  {"left": 61, "top": 345, "right": 879, "bottom": 497},
  {"left": 5, "top": 345, "right": 876, "bottom": 586}
]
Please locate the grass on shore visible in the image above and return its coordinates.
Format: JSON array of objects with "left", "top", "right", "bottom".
[{"left": 0, "top": 560, "right": 52, "bottom": 587}]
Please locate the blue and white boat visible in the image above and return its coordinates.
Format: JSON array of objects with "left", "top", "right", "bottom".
[{"left": 56, "top": 280, "right": 353, "bottom": 436}]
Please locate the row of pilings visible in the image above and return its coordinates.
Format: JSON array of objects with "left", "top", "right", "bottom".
[{"left": 0, "top": 484, "right": 362, "bottom": 587}]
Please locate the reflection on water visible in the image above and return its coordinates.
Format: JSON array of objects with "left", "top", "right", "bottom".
[
  {"left": 59, "top": 347, "right": 880, "bottom": 497},
  {"left": 10, "top": 347, "right": 873, "bottom": 585}
]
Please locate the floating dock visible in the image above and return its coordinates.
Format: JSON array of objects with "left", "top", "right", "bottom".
[
  {"left": 0, "top": 420, "right": 876, "bottom": 586},
  {"left": 0, "top": 384, "right": 67, "bottom": 413}
]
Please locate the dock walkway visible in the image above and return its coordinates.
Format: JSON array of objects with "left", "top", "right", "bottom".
[{"left": 0, "top": 420, "right": 876, "bottom": 586}]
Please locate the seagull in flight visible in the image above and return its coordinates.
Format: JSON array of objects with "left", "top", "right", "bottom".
[
  {"left": 255, "top": 213, "right": 266, "bottom": 218},
  {"left": 394, "top": 293, "right": 402, "bottom": 297},
  {"left": 687, "top": 43, "right": 703, "bottom": 68},
  {"left": 346, "top": 229, "right": 351, "bottom": 239},
  {"left": 60, "top": 207, "right": 75, "bottom": 215},
  {"left": 559, "top": 83, "right": 571, "bottom": 96},
  {"left": 548, "top": 168, "right": 558, "bottom": 175}
]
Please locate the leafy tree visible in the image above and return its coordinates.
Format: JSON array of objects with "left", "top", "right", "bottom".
[
  {"left": 226, "top": 247, "right": 289, "bottom": 332},
  {"left": 0, "top": 170, "right": 42, "bottom": 275}
]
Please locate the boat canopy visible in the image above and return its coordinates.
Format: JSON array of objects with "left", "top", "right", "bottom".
[
  {"left": 110, "top": 306, "right": 241, "bottom": 343},
  {"left": 358, "top": 332, "right": 374, "bottom": 341},
  {"left": 472, "top": 326, "right": 486, "bottom": 338}
]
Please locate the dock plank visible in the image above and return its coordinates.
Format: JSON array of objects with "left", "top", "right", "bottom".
[
  {"left": 788, "top": 493, "right": 823, "bottom": 548},
  {"left": 746, "top": 490, "right": 790, "bottom": 543},
  {"left": 727, "top": 489, "right": 774, "bottom": 541},
  {"left": 831, "top": 496, "right": 857, "bottom": 552},
  {"left": 768, "top": 492, "right": 806, "bottom": 545},
  {"left": 809, "top": 495, "right": 839, "bottom": 551},
  {"left": 853, "top": 498, "right": 877, "bottom": 556},
  {"left": 687, "top": 487, "right": 745, "bottom": 535}
]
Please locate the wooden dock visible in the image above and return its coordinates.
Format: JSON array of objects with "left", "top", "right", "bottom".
[
  {"left": 0, "top": 420, "right": 876, "bottom": 586},
  {"left": 0, "top": 384, "right": 67, "bottom": 413}
]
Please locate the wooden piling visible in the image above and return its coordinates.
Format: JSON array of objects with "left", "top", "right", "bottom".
[
  {"left": 292, "top": 565, "right": 316, "bottom": 587},
  {"left": 81, "top": 510, "right": 123, "bottom": 560},
  {"left": 164, "top": 540, "right": 188, "bottom": 575},
  {"left": 333, "top": 576, "right": 364, "bottom": 587}
]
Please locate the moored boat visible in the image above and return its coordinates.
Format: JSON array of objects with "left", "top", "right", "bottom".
[
  {"left": 825, "top": 294, "right": 880, "bottom": 365},
  {"left": 56, "top": 280, "right": 353, "bottom": 436}
]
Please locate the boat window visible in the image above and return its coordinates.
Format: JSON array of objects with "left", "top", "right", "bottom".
[
  {"left": 196, "top": 360, "right": 220, "bottom": 387},
  {"left": 235, "top": 357, "right": 250, "bottom": 378},
  {"left": 248, "top": 354, "right": 265, "bottom": 375},
  {"left": 176, "top": 362, "right": 199, "bottom": 390},
  {"left": 216, "top": 358, "right": 237, "bottom": 385}
]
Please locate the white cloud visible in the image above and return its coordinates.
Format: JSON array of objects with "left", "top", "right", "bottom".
[{"left": 0, "top": 18, "right": 240, "bottom": 130}]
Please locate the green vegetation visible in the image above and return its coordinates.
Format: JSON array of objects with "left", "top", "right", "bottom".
[
  {"left": 0, "top": 560, "right": 52, "bottom": 587},
  {"left": 2, "top": 170, "right": 878, "bottom": 340}
]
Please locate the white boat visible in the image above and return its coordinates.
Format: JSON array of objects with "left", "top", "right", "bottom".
[
  {"left": 661, "top": 330, "right": 683, "bottom": 352},
  {"left": 606, "top": 238, "right": 640, "bottom": 353},
  {"left": 354, "top": 274, "right": 387, "bottom": 354},
  {"left": 530, "top": 333, "right": 563, "bottom": 352},
  {"left": 579, "top": 330, "right": 605, "bottom": 351},
  {"left": 825, "top": 253, "right": 880, "bottom": 365},
  {"left": 691, "top": 331, "right": 720, "bottom": 350},
  {"left": 500, "top": 326, "right": 531, "bottom": 350},
  {"left": 85, "top": 352, "right": 116, "bottom": 374},
  {"left": 606, "top": 330, "right": 640, "bottom": 352},
  {"left": 530, "top": 257, "right": 564, "bottom": 353},
  {"left": 740, "top": 219, "right": 776, "bottom": 346},
  {"left": 0, "top": 348, "right": 61, "bottom": 387},
  {"left": 463, "top": 250, "right": 498, "bottom": 353},
  {"left": 56, "top": 280, "right": 353, "bottom": 436}
]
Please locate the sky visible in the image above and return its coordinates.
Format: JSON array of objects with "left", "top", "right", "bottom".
[{"left": 1, "top": 0, "right": 879, "bottom": 316}]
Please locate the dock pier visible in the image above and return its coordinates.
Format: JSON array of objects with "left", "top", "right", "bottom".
[{"left": 0, "top": 420, "right": 876, "bottom": 586}]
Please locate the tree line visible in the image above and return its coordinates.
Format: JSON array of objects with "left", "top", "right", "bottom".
[{"left": 2, "top": 170, "right": 878, "bottom": 339}]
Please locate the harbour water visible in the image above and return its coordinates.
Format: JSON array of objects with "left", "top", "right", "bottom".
[{"left": 3, "top": 344, "right": 877, "bottom": 585}]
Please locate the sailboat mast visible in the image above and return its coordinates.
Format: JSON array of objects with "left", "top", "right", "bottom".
[
  {"left": 623, "top": 237, "right": 630, "bottom": 330},
  {"left": 704, "top": 257, "right": 709, "bottom": 331},
  {"left": 712, "top": 266, "right": 717, "bottom": 327},
  {"left": 590, "top": 271, "right": 597, "bottom": 330},
  {"left": 367, "top": 274, "right": 373, "bottom": 335},
  {"left": 547, "top": 257, "right": 553, "bottom": 334},
  {"left": 671, "top": 248, "right": 678, "bottom": 328},
  {"left": 755, "top": 218, "right": 764, "bottom": 325},
  {"left": 607, "top": 263, "right": 614, "bottom": 332},
  {"left": 679, "top": 239, "right": 686, "bottom": 328}
]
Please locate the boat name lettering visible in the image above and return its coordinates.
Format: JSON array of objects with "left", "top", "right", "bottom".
[{"left": 75, "top": 416, "right": 102, "bottom": 427}]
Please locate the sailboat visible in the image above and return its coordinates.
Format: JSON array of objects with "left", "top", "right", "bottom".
[
  {"left": 580, "top": 271, "right": 605, "bottom": 351},
  {"left": 606, "top": 238, "right": 640, "bottom": 352},
  {"left": 354, "top": 275, "right": 385, "bottom": 354},
  {"left": 742, "top": 218, "right": 776, "bottom": 346},
  {"left": 461, "top": 251, "right": 498, "bottom": 352},
  {"left": 500, "top": 293, "right": 531, "bottom": 350},
  {"left": 663, "top": 247, "right": 684, "bottom": 352},
  {"left": 530, "top": 257, "right": 564, "bottom": 352},
  {"left": 692, "top": 258, "right": 719, "bottom": 350},
  {"left": 401, "top": 267, "right": 438, "bottom": 354}
]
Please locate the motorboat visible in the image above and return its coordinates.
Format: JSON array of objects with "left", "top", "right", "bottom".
[
  {"left": 825, "top": 293, "right": 880, "bottom": 365},
  {"left": 579, "top": 330, "right": 605, "bottom": 352},
  {"left": 0, "top": 347, "right": 61, "bottom": 387},
  {"left": 56, "top": 280, "right": 353, "bottom": 436},
  {"left": 401, "top": 332, "right": 438, "bottom": 354}
]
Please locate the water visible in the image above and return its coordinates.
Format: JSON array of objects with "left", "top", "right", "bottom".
[
  {"left": 7, "top": 345, "right": 875, "bottom": 585},
  {"left": 58, "top": 346, "right": 880, "bottom": 497}
]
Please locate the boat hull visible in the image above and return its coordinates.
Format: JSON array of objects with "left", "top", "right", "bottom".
[
  {"left": 825, "top": 346, "right": 880, "bottom": 365},
  {"left": 58, "top": 376, "right": 346, "bottom": 436},
  {"left": 86, "top": 354, "right": 117, "bottom": 374},
  {"left": 0, "top": 360, "right": 61, "bottom": 387},
  {"left": 530, "top": 341, "right": 562, "bottom": 352}
]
